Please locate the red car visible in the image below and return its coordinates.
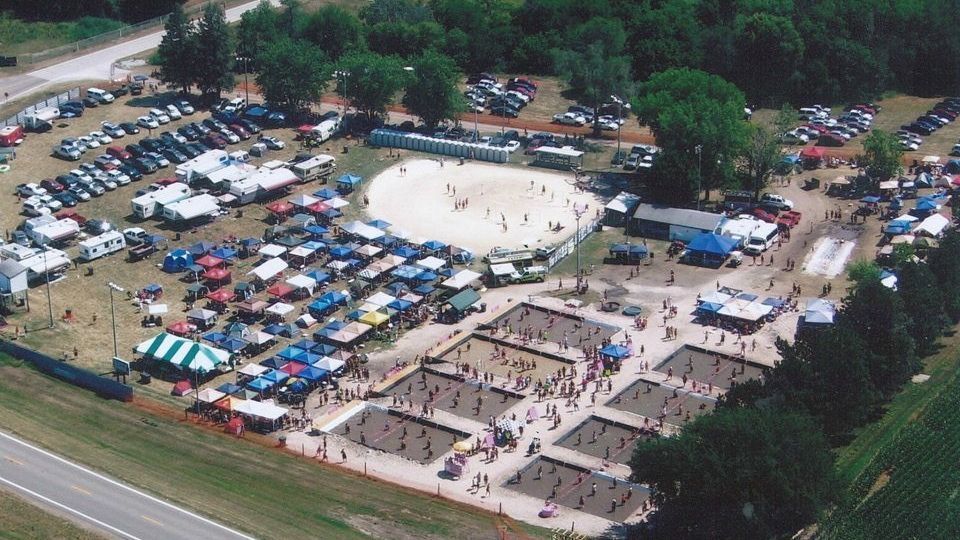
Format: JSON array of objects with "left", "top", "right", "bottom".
[
  {"left": 40, "top": 178, "right": 65, "bottom": 193},
  {"left": 107, "top": 145, "right": 132, "bottom": 160},
  {"left": 229, "top": 124, "right": 251, "bottom": 140},
  {"left": 817, "top": 134, "right": 845, "bottom": 147},
  {"left": 203, "top": 134, "right": 227, "bottom": 150},
  {"left": 750, "top": 207, "right": 777, "bottom": 223}
]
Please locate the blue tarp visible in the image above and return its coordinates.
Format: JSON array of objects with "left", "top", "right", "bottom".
[
  {"left": 916, "top": 198, "right": 938, "bottom": 211},
  {"left": 687, "top": 233, "right": 737, "bottom": 256},
  {"left": 885, "top": 220, "right": 912, "bottom": 235},
  {"left": 600, "top": 344, "right": 630, "bottom": 359}
]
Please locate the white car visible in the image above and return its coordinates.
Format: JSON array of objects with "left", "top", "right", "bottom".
[
  {"left": 137, "top": 116, "right": 159, "bottom": 129},
  {"left": 37, "top": 194, "right": 62, "bottom": 211},
  {"left": 97, "top": 177, "right": 118, "bottom": 191},
  {"left": 760, "top": 193, "right": 794, "bottom": 210},
  {"left": 599, "top": 114, "right": 625, "bottom": 126},
  {"left": 23, "top": 197, "right": 52, "bottom": 217},
  {"left": 259, "top": 136, "right": 285, "bottom": 150},
  {"left": 78, "top": 135, "right": 101, "bottom": 149},
  {"left": 149, "top": 109, "right": 170, "bottom": 124},
  {"left": 782, "top": 130, "right": 809, "bottom": 144},
  {"left": 597, "top": 118, "right": 619, "bottom": 131},
  {"left": 553, "top": 112, "right": 585, "bottom": 126},
  {"left": 69, "top": 169, "right": 93, "bottom": 184},
  {"left": 123, "top": 227, "right": 148, "bottom": 245},
  {"left": 901, "top": 140, "right": 920, "bottom": 151},
  {"left": 146, "top": 152, "right": 170, "bottom": 168},
  {"left": 504, "top": 140, "right": 521, "bottom": 153},
  {"left": 175, "top": 100, "right": 195, "bottom": 115},
  {"left": 17, "top": 183, "right": 47, "bottom": 197},
  {"left": 219, "top": 129, "right": 240, "bottom": 144},
  {"left": 100, "top": 122, "right": 126, "bottom": 138},
  {"left": 505, "top": 90, "right": 530, "bottom": 103},
  {"left": 89, "top": 130, "right": 113, "bottom": 145},
  {"left": 165, "top": 104, "right": 182, "bottom": 120},
  {"left": 107, "top": 169, "right": 131, "bottom": 186}
]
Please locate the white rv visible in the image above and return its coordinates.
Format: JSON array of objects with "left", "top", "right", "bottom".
[
  {"left": 131, "top": 182, "right": 192, "bottom": 219},
  {"left": 78, "top": 230, "right": 125, "bottom": 261},
  {"left": 310, "top": 120, "right": 339, "bottom": 143},
  {"left": 174, "top": 149, "right": 229, "bottom": 184},
  {"left": 24, "top": 217, "right": 81, "bottom": 246},
  {"left": 291, "top": 154, "right": 336, "bottom": 183},
  {"left": 228, "top": 177, "right": 261, "bottom": 205},
  {"left": 161, "top": 194, "right": 221, "bottom": 222}
]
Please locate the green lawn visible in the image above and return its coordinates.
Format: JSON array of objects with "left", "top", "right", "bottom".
[
  {"left": 0, "top": 354, "right": 547, "bottom": 540},
  {"left": 0, "top": 14, "right": 123, "bottom": 56},
  {"left": 820, "top": 331, "right": 960, "bottom": 538},
  {"left": 0, "top": 489, "right": 105, "bottom": 540}
]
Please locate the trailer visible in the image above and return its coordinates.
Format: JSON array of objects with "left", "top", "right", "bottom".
[
  {"left": 20, "top": 247, "right": 71, "bottom": 283},
  {"left": 310, "top": 120, "right": 340, "bottom": 143},
  {"left": 78, "top": 230, "right": 126, "bottom": 261},
  {"left": 131, "top": 182, "right": 192, "bottom": 219},
  {"left": 161, "top": 194, "right": 221, "bottom": 222},
  {"left": 174, "top": 149, "right": 229, "bottom": 184},
  {"left": 23, "top": 216, "right": 80, "bottom": 246},
  {"left": 228, "top": 177, "right": 260, "bottom": 205},
  {"left": 23, "top": 107, "right": 59, "bottom": 131},
  {"left": 291, "top": 154, "right": 336, "bottom": 183},
  {"left": 0, "top": 125, "right": 24, "bottom": 146},
  {"left": 252, "top": 167, "right": 299, "bottom": 197}
]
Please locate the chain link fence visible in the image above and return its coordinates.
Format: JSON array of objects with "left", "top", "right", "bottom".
[
  {"left": 1, "top": 87, "right": 81, "bottom": 127},
  {"left": 546, "top": 216, "right": 602, "bottom": 270}
]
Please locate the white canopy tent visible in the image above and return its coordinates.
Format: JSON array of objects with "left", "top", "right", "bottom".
[
  {"left": 286, "top": 274, "right": 317, "bottom": 294},
  {"left": 416, "top": 256, "right": 446, "bottom": 271},
  {"left": 265, "top": 302, "right": 295, "bottom": 317},
  {"left": 238, "top": 363, "right": 269, "bottom": 377},
  {"left": 259, "top": 244, "right": 287, "bottom": 258},
  {"left": 489, "top": 263, "right": 516, "bottom": 277},
  {"left": 914, "top": 213, "right": 950, "bottom": 237},
  {"left": 248, "top": 257, "right": 288, "bottom": 281},
  {"left": 366, "top": 291, "right": 396, "bottom": 307},
  {"left": 441, "top": 269, "right": 482, "bottom": 290}
]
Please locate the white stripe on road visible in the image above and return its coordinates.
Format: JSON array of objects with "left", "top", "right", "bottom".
[
  {"left": 0, "top": 431, "right": 255, "bottom": 539},
  {"left": 0, "top": 474, "right": 142, "bottom": 540}
]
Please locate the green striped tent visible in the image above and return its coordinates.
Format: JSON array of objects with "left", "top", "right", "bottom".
[{"left": 134, "top": 332, "right": 229, "bottom": 372}]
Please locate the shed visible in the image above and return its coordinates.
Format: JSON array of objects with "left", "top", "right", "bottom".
[
  {"left": 0, "top": 259, "right": 28, "bottom": 295},
  {"left": 630, "top": 204, "right": 726, "bottom": 242},
  {"left": 533, "top": 146, "right": 584, "bottom": 170},
  {"left": 604, "top": 192, "right": 641, "bottom": 227}
]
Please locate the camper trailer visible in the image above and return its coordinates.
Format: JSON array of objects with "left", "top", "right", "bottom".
[
  {"left": 291, "top": 154, "right": 336, "bottom": 183},
  {"left": 253, "top": 167, "right": 299, "bottom": 197},
  {"left": 228, "top": 177, "right": 260, "bottom": 205},
  {"left": 310, "top": 120, "right": 340, "bottom": 143},
  {"left": 131, "top": 182, "right": 192, "bottom": 219},
  {"left": 161, "top": 194, "right": 221, "bottom": 222},
  {"left": 174, "top": 149, "right": 229, "bottom": 184},
  {"left": 78, "top": 230, "right": 126, "bottom": 261},
  {"left": 0, "top": 125, "right": 24, "bottom": 146},
  {"left": 23, "top": 215, "right": 80, "bottom": 246},
  {"left": 23, "top": 107, "right": 59, "bottom": 131}
]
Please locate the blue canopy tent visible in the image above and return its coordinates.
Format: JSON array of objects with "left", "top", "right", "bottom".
[
  {"left": 860, "top": 195, "right": 881, "bottom": 204},
  {"left": 684, "top": 233, "right": 738, "bottom": 268},
  {"left": 313, "top": 327, "right": 336, "bottom": 341},
  {"left": 318, "top": 291, "right": 348, "bottom": 305},
  {"left": 293, "top": 339, "right": 318, "bottom": 351},
  {"left": 298, "top": 365, "right": 329, "bottom": 382},
  {"left": 761, "top": 297, "right": 786, "bottom": 308},
  {"left": 600, "top": 344, "right": 630, "bottom": 360},
  {"left": 261, "top": 356, "right": 289, "bottom": 370},
  {"left": 329, "top": 245, "right": 354, "bottom": 259},
  {"left": 305, "top": 269, "right": 331, "bottom": 285},
  {"left": 735, "top": 292, "right": 758, "bottom": 302},
  {"left": 162, "top": 249, "right": 194, "bottom": 273},
  {"left": 261, "top": 323, "right": 300, "bottom": 337},
  {"left": 609, "top": 243, "right": 648, "bottom": 263},
  {"left": 345, "top": 309, "right": 367, "bottom": 320},
  {"left": 375, "top": 234, "right": 399, "bottom": 247},
  {"left": 367, "top": 219, "right": 391, "bottom": 229},
  {"left": 301, "top": 240, "right": 326, "bottom": 253},
  {"left": 885, "top": 220, "right": 913, "bottom": 235},
  {"left": 216, "top": 382, "right": 242, "bottom": 395},
  {"left": 313, "top": 343, "right": 338, "bottom": 356},
  {"left": 914, "top": 198, "right": 939, "bottom": 214},
  {"left": 388, "top": 299, "right": 413, "bottom": 311},
  {"left": 307, "top": 299, "right": 334, "bottom": 317},
  {"left": 304, "top": 225, "right": 329, "bottom": 239},
  {"left": 187, "top": 241, "right": 215, "bottom": 256},
  {"left": 246, "top": 377, "right": 274, "bottom": 392},
  {"left": 422, "top": 240, "right": 446, "bottom": 252},
  {"left": 314, "top": 187, "right": 340, "bottom": 199},
  {"left": 344, "top": 258, "right": 362, "bottom": 268},
  {"left": 143, "top": 283, "right": 163, "bottom": 295},
  {"left": 240, "top": 238, "right": 260, "bottom": 248},
  {"left": 262, "top": 369, "right": 290, "bottom": 384},
  {"left": 292, "top": 351, "right": 321, "bottom": 365},
  {"left": 336, "top": 174, "right": 362, "bottom": 192},
  {"left": 203, "top": 331, "right": 227, "bottom": 344},
  {"left": 325, "top": 320, "right": 347, "bottom": 331},
  {"left": 320, "top": 208, "right": 342, "bottom": 220},
  {"left": 219, "top": 337, "right": 247, "bottom": 353},
  {"left": 415, "top": 271, "right": 438, "bottom": 282},
  {"left": 392, "top": 265, "right": 422, "bottom": 281},
  {"left": 288, "top": 380, "right": 309, "bottom": 393},
  {"left": 210, "top": 247, "right": 237, "bottom": 261},
  {"left": 413, "top": 284, "right": 436, "bottom": 296},
  {"left": 393, "top": 246, "right": 418, "bottom": 258},
  {"left": 277, "top": 346, "right": 306, "bottom": 360},
  {"left": 697, "top": 301, "right": 724, "bottom": 315},
  {"left": 384, "top": 282, "right": 409, "bottom": 296}
]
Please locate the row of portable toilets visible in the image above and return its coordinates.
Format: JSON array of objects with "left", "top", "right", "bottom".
[{"left": 368, "top": 129, "right": 509, "bottom": 163}]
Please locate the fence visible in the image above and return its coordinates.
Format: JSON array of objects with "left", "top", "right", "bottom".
[
  {"left": 1, "top": 87, "right": 81, "bottom": 128},
  {"left": 546, "top": 216, "right": 602, "bottom": 270},
  {"left": 0, "top": 340, "right": 134, "bottom": 402},
  {"left": 15, "top": 1, "right": 224, "bottom": 66}
]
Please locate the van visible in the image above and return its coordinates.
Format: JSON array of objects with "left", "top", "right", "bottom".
[
  {"left": 229, "top": 150, "right": 251, "bottom": 163},
  {"left": 224, "top": 97, "right": 246, "bottom": 113},
  {"left": 743, "top": 223, "right": 780, "bottom": 255},
  {"left": 798, "top": 107, "right": 820, "bottom": 120},
  {"left": 87, "top": 88, "right": 115, "bottom": 104}
]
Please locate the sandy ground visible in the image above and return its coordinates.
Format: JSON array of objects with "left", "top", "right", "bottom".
[
  {"left": 364, "top": 159, "right": 604, "bottom": 255},
  {"left": 554, "top": 417, "right": 652, "bottom": 466}
]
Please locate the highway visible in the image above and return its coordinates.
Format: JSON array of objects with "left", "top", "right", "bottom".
[
  {"left": 0, "top": 430, "right": 254, "bottom": 540},
  {"left": 0, "top": 0, "right": 280, "bottom": 103}
]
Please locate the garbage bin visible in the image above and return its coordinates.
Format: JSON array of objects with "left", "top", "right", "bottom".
[
  {"left": 139, "top": 372, "right": 152, "bottom": 384},
  {"left": 479, "top": 302, "right": 487, "bottom": 313}
]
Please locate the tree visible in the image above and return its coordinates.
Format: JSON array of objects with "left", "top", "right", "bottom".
[
  {"left": 155, "top": 2, "right": 196, "bottom": 94},
  {"left": 738, "top": 124, "right": 781, "bottom": 201},
  {"left": 255, "top": 38, "right": 329, "bottom": 112},
  {"left": 302, "top": 5, "right": 365, "bottom": 61},
  {"left": 402, "top": 50, "right": 464, "bottom": 128},
  {"left": 847, "top": 259, "right": 882, "bottom": 286},
  {"left": 733, "top": 13, "right": 804, "bottom": 104},
  {"left": 366, "top": 21, "right": 446, "bottom": 59},
  {"left": 773, "top": 103, "right": 795, "bottom": 139},
  {"left": 630, "top": 407, "right": 836, "bottom": 539},
  {"left": 237, "top": 0, "right": 280, "bottom": 66},
  {"left": 861, "top": 129, "right": 904, "bottom": 183},
  {"left": 633, "top": 68, "right": 749, "bottom": 204},
  {"left": 927, "top": 230, "right": 960, "bottom": 321},
  {"left": 193, "top": 3, "right": 235, "bottom": 98},
  {"left": 338, "top": 51, "right": 410, "bottom": 121},
  {"left": 360, "top": 0, "right": 432, "bottom": 24},
  {"left": 897, "top": 262, "right": 945, "bottom": 356}
]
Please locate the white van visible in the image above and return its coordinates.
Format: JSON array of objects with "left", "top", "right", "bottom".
[
  {"left": 743, "top": 223, "right": 780, "bottom": 255},
  {"left": 229, "top": 150, "right": 251, "bottom": 163},
  {"left": 79, "top": 230, "right": 126, "bottom": 261},
  {"left": 798, "top": 107, "right": 820, "bottom": 120},
  {"left": 87, "top": 88, "right": 115, "bottom": 104}
]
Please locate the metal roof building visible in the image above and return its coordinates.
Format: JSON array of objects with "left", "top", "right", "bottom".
[{"left": 629, "top": 203, "right": 726, "bottom": 242}]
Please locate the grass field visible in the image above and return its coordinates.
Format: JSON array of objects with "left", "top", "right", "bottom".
[
  {"left": 819, "top": 331, "right": 960, "bottom": 538},
  {"left": 0, "top": 15, "right": 124, "bottom": 56},
  {"left": 0, "top": 489, "right": 105, "bottom": 540},
  {"left": 0, "top": 353, "right": 547, "bottom": 540}
]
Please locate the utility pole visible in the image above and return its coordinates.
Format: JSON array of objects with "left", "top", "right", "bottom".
[
  {"left": 695, "top": 144, "right": 703, "bottom": 211},
  {"left": 107, "top": 282, "right": 124, "bottom": 358},
  {"left": 574, "top": 209, "right": 584, "bottom": 292},
  {"left": 42, "top": 247, "right": 53, "bottom": 328}
]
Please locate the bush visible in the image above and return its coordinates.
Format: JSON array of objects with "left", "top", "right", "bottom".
[{"left": 67, "top": 17, "right": 124, "bottom": 42}]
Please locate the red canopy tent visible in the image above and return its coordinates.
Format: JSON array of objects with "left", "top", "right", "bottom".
[
  {"left": 280, "top": 362, "right": 306, "bottom": 376},
  {"left": 296, "top": 124, "right": 314, "bottom": 138},
  {"left": 166, "top": 320, "right": 196, "bottom": 336},
  {"left": 224, "top": 415, "right": 245, "bottom": 436},
  {"left": 266, "top": 201, "right": 294, "bottom": 215},
  {"left": 266, "top": 282, "right": 295, "bottom": 298},
  {"left": 195, "top": 254, "right": 224, "bottom": 269},
  {"left": 800, "top": 147, "right": 825, "bottom": 160},
  {"left": 206, "top": 288, "right": 235, "bottom": 303},
  {"left": 172, "top": 380, "right": 192, "bottom": 396},
  {"left": 307, "top": 201, "right": 332, "bottom": 213},
  {"left": 203, "top": 267, "right": 232, "bottom": 283}
]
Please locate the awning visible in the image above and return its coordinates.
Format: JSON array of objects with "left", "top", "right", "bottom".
[
  {"left": 489, "top": 263, "right": 516, "bottom": 276},
  {"left": 445, "top": 288, "right": 481, "bottom": 312},
  {"left": 248, "top": 257, "right": 288, "bottom": 280},
  {"left": 134, "top": 333, "right": 229, "bottom": 372},
  {"left": 441, "top": 269, "right": 482, "bottom": 290}
]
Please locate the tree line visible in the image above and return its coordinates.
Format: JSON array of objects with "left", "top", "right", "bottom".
[
  {"left": 628, "top": 230, "right": 960, "bottom": 539},
  {"left": 0, "top": 0, "right": 184, "bottom": 24}
]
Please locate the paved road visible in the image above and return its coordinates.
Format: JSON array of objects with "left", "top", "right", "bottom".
[
  {"left": 0, "top": 0, "right": 280, "bottom": 103},
  {"left": 0, "top": 431, "right": 254, "bottom": 540}
]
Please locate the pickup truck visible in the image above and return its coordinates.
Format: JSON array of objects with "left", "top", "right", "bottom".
[
  {"left": 509, "top": 266, "right": 547, "bottom": 284},
  {"left": 776, "top": 210, "right": 802, "bottom": 228},
  {"left": 128, "top": 242, "right": 157, "bottom": 261}
]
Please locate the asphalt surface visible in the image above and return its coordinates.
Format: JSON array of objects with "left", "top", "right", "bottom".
[
  {"left": 0, "top": 0, "right": 280, "bottom": 103},
  {"left": 0, "top": 430, "right": 253, "bottom": 540}
]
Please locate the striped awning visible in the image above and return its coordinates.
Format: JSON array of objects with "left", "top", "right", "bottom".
[{"left": 134, "top": 332, "right": 229, "bottom": 372}]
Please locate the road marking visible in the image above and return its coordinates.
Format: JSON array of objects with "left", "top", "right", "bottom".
[
  {"left": 141, "top": 515, "right": 163, "bottom": 526},
  {"left": 70, "top": 485, "right": 92, "bottom": 496},
  {"left": 0, "top": 431, "right": 255, "bottom": 539},
  {"left": 0, "top": 474, "right": 142, "bottom": 540},
  {"left": 3, "top": 456, "right": 23, "bottom": 465}
]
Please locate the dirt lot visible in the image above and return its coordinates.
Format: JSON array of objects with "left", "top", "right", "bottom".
[
  {"left": 607, "top": 379, "right": 716, "bottom": 428},
  {"left": 379, "top": 368, "right": 525, "bottom": 421},
  {"left": 654, "top": 344, "right": 767, "bottom": 391},
  {"left": 553, "top": 416, "right": 651, "bottom": 466},
  {"left": 434, "top": 335, "right": 574, "bottom": 383}
]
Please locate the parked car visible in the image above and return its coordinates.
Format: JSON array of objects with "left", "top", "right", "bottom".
[
  {"left": 134, "top": 157, "right": 159, "bottom": 174},
  {"left": 22, "top": 197, "right": 52, "bottom": 216},
  {"left": 68, "top": 185, "right": 91, "bottom": 201},
  {"left": 160, "top": 131, "right": 187, "bottom": 145},
  {"left": 53, "top": 191, "right": 78, "bottom": 208},
  {"left": 191, "top": 122, "right": 211, "bottom": 136},
  {"left": 149, "top": 108, "right": 171, "bottom": 124},
  {"left": 177, "top": 125, "right": 200, "bottom": 141},
  {"left": 176, "top": 144, "right": 202, "bottom": 159},
  {"left": 218, "top": 129, "right": 240, "bottom": 144},
  {"left": 53, "top": 144, "right": 82, "bottom": 160},
  {"left": 489, "top": 105, "right": 519, "bottom": 118},
  {"left": 146, "top": 152, "right": 170, "bottom": 168},
  {"left": 162, "top": 148, "right": 188, "bottom": 164},
  {"left": 228, "top": 124, "right": 251, "bottom": 140},
  {"left": 119, "top": 122, "right": 140, "bottom": 135},
  {"left": 259, "top": 135, "right": 285, "bottom": 150},
  {"left": 818, "top": 133, "right": 846, "bottom": 146},
  {"left": 137, "top": 116, "right": 159, "bottom": 129},
  {"left": 80, "top": 181, "right": 105, "bottom": 197},
  {"left": 94, "top": 154, "right": 120, "bottom": 170},
  {"left": 202, "top": 134, "right": 227, "bottom": 149},
  {"left": 119, "top": 163, "right": 143, "bottom": 182},
  {"left": 107, "top": 145, "right": 132, "bottom": 161},
  {"left": 164, "top": 104, "right": 182, "bottom": 120},
  {"left": 140, "top": 138, "right": 166, "bottom": 153},
  {"left": 237, "top": 119, "right": 261, "bottom": 134},
  {"left": 175, "top": 100, "right": 195, "bottom": 115},
  {"left": 16, "top": 183, "right": 47, "bottom": 197},
  {"left": 553, "top": 112, "right": 585, "bottom": 126},
  {"left": 125, "top": 143, "right": 147, "bottom": 158},
  {"left": 55, "top": 174, "right": 78, "bottom": 189},
  {"left": 106, "top": 169, "right": 131, "bottom": 186},
  {"left": 760, "top": 193, "right": 794, "bottom": 211}
]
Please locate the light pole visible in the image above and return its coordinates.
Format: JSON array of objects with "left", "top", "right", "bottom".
[
  {"left": 107, "top": 282, "right": 124, "bottom": 358},
  {"left": 610, "top": 95, "right": 630, "bottom": 165},
  {"left": 695, "top": 144, "right": 703, "bottom": 211},
  {"left": 335, "top": 70, "right": 349, "bottom": 114},
  {"left": 574, "top": 208, "right": 584, "bottom": 292},
  {"left": 40, "top": 245, "right": 53, "bottom": 328}
]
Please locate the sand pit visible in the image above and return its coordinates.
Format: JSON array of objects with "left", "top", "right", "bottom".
[
  {"left": 379, "top": 368, "right": 525, "bottom": 421},
  {"left": 506, "top": 457, "right": 648, "bottom": 521},
  {"left": 485, "top": 303, "right": 621, "bottom": 345},
  {"left": 554, "top": 416, "right": 653, "bottom": 466},
  {"left": 328, "top": 405, "right": 471, "bottom": 464},
  {"left": 654, "top": 345, "right": 767, "bottom": 391},
  {"left": 365, "top": 159, "right": 603, "bottom": 255},
  {"left": 435, "top": 335, "right": 573, "bottom": 383},
  {"left": 607, "top": 380, "right": 715, "bottom": 427}
]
